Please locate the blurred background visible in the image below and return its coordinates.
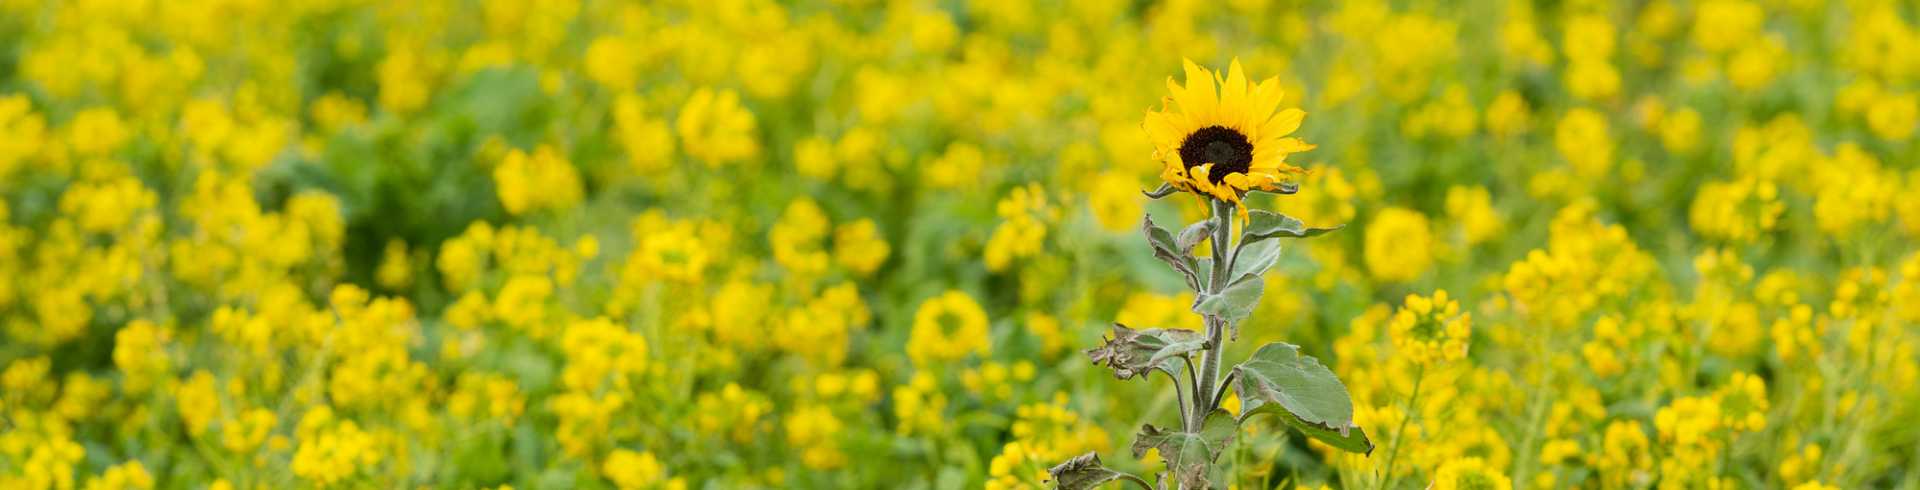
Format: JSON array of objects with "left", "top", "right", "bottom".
[{"left": 0, "top": 0, "right": 1917, "bottom": 488}]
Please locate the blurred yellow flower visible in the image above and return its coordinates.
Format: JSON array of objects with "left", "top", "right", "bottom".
[
  {"left": 676, "top": 87, "right": 759, "bottom": 166},
  {"left": 1364, "top": 206, "right": 1433, "bottom": 283},
  {"left": 493, "top": 145, "right": 584, "bottom": 215},
  {"left": 907, "top": 290, "right": 991, "bottom": 365}
]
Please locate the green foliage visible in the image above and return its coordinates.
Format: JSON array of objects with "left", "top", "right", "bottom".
[
  {"left": 1233, "top": 342, "right": 1373, "bottom": 455},
  {"left": 1071, "top": 204, "right": 1361, "bottom": 489}
]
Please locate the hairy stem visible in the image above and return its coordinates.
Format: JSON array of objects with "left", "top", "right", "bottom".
[
  {"left": 1210, "top": 370, "right": 1238, "bottom": 412},
  {"left": 1162, "top": 368, "right": 1191, "bottom": 433},
  {"left": 1194, "top": 198, "right": 1234, "bottom": 429}
]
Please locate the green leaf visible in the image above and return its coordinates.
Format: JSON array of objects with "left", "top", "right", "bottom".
[
  {"left": 1192, "top": 274, "right": 1264, "bottom": 331},
  {"left": 1085, "top": 324, "right": 1207, "bottom": 380},
  {"left": 1046, "top": 452, "right": 1126, "bottom": 490},
  {"left": 1143, "top": 214, "right": 1202, "bottom": 291},
  {"left": 1241, "top": 210, "right": 1341, "bottom": 244},
  {"left": 1130, "top": 410, "right": 1238, "bottom": 489},
  {"left": 1232, "top": 342, "right": 1372, "bottom": 455},
  {"left": 1176, "top": 221, "right": 1213, "bottom": 256},
  {"left": 1143, "top": 182, "right": 1178, "bottom": 199},
  {"left": 1228, "top": 239, "right": 1281, "bottom": 286}
]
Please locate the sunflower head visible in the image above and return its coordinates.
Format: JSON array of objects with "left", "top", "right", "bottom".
[{"left": 1144, "top": 59, "right": 1314, "bottom": 212}]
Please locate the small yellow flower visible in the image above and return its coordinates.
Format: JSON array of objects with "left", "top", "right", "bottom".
[
  {"left": 907, "top": 290, "right": 991, "bottom": 365},
  {"left": 1389, "top": 290, "right": 1471, "bottom": 365},
  {"left": 603, "top": 449, "right": 666, "bottom": 489},
  {"left": 493, "top": 144, "right": 584, "bottom": 215}
]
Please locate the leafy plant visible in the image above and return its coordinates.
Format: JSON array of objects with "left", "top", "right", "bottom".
[{"left": 1050, "top": 186, "right": 1367, "bottom": 489}]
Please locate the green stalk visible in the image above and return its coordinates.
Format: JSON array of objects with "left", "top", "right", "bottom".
[
  {"left": 1378, "top": 363, "right": 1427, "bottom": 490},
  {"left": 1194, "top": 198, "right": 1233, "bottom": 430}
]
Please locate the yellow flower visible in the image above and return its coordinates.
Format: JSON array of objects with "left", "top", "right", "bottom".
[
  {"left": 1482, "top": 90, "right": 1530, "bottom": 137},
  {"left": 0, "top": 93, "right": 47, "bottom": 178},
  {"left": 1589, "top": 421, "right": 1652, "bottom": 488},
  {"left": 770, "top": 198, "right": 832, "bottom": 277},
  {"left": 1431, "top": 457, "right": 1510, "bottom": 490},
  {"left": 1389, "top": 290, "right": 1471, "bottom": 365},
  {"left": 376, "top": 239, "right": 412, "bottom": 290},
  {"left": 1087, "top": 171, "right": 1146, "bottom": 232},
  {"left": 584, "top": 36, "right": 642, "bottom": 90},
  {"left": 907, "top": 290, "right": 991, "bottom": 365},
  {"left": 676, "top": 87, "right": 759, "bottom": 166},
  {"left": 176, "top": 370, "right": 220, "bottom": 437},
  {"left": 493, "top": 144, "right": 584, "bottom": 215},
  {"left": 985, "top": 184, "right": 1052, "bottom": 272},
  {"left": 290, "top": 411, "right": 379, "bottom": 486},
  {"left": 603, "top": 449, "right": 666, "bottom": 489},
  {"left": 924, "top": 142, "right": 986, "bottom": 189},
  {"left": 83, "top": 460, "right": 153, "bottom": 490},
  {"left": 1364, "top": 206, "right": 1433, "bottom": 283},
  {"left": 785, "top": 404, "right": 846, "bottom": 469},
  {"left": 1555, "top": 108, "right": 1613, "bottom": 178},
  {"left": 1444, "top": 185, "right": 1503, "bottom": 246},
  {"left": 1866, "top": 91, "right": 1917, "bottom": 141},
  {"left": 1143, "top": 59, "right": 1313, "bottom": 214},
  {"left": 1716, "top": 371, "right": 1769, "bottom": 433},
  {"left": 612, "top": 93, "right": 676, "bottom": 173},
  {"left": 66, "top": 107, "right": 129, "bottom": 157},
  {"left": 1692, "top": 0, "right": 1765, "bottom": 54},
  {"left": 833, "top": 219, "right": 890, "bottom": 276},
  {"left": 1689, "top": 177, "right": 1783, "bottom": 243}
]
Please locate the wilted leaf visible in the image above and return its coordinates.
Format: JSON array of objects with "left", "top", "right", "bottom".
[
  {"left": 1241, "top": 210, "right": 1341, "bottom": 245},
  {"left": 1130, "top": 410, "right": 1237, "bottom": 489},
  {"left": 1047, "top": 452, "right": 1125, "bottom": 490},
  {"left": 1144, "top": 214, "right": 1202, "bottom": 290},
  {"left": 1232, "top": 342, "right": 1372, "bottom": 455},
  {"left": 1085, "top": 324, "right": 1207, "bottom": 380}
]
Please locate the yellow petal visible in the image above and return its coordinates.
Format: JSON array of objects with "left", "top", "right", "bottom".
[
  {"left": 1143, "top": 106, "right": 1189, "bottom": 151},
  {"left": 1220, "top": 59, "right": 1249, "bottom": 132},
  {"left": 1179, "top": 59, "right": 1218, "bottom": 125},
  {"left": 1260, "top": 108, "right": 1307, "bottom": 141},
  {"left": 1268, "top": 137, "right": 1316, "bottom": 154},
  {"left": 1245, "top": 77, "right": 1285, "bottom": 136}
]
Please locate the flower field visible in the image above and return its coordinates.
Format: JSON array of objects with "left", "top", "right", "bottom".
[{"left": 2, "top": 0, "right": 1919, "bottom": 488}]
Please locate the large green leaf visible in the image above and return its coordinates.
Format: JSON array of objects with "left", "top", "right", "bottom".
[
  {"left": 1046, "top": 452, "right": 1126, "bottom": 490},
  {"left": 1084, "top": 324, "right": 1207, "bottom": 380},
  {"left": 1241, "top": 210, "right": 1342, "bottom": 244},
  {"left": 1130, "top": 409, "right": 1238, "bottom": 489},
  {"left": 1232, "top": 342, "right": 1372, "bottom": 455}
]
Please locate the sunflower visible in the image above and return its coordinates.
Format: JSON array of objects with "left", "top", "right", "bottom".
[{"left": 1144, "top": 59, "right": 1314, "bottom": 216}]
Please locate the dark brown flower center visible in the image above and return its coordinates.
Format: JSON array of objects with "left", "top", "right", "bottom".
[{"left": 1178, "top": 125, "right": 1253, "bottom": 183}]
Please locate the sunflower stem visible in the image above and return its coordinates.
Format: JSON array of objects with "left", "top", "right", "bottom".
[{"left": 1193, "top": 198, "right": 1234, "bottom": 429}]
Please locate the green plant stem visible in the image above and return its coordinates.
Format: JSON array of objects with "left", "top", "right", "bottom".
[
  {"left": 1209, "top": 370, "right": 1237, "bottom": 412},
  {"left": 1194, "top": 198, "right": 1234, "bottom": 430},
  {"left": 1163, "top": 368, "right": 1191, "bottom": 433},
  {"left": 1120, "top": 473, "right": 1157, "bottom": 490},
  {"left": 1378, "top": 363, "right": 1427, "bottom": 490}
]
